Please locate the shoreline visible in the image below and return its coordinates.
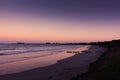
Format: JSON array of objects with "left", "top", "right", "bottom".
[
  {"left": 0, "top": 45, "right": 106, "bottom": 80},
  {"left": 0, "top": 45, "right": 88, "bottom": 75},
  {"left": 80, "top": 47, "right": 120, "bottom": 80}
]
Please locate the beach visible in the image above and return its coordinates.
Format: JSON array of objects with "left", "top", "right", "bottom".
[
  {"left": 0, "top": 45, "right": 106, "bottom": 80},
  {"left": 80, "top": 40, "right": 120, "bottom": 80},
  {"left": 0, "top": 0, "right": 119, "bottom": 80}
]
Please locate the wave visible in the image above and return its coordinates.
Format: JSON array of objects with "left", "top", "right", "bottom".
[
  {"left": 0, "top": 44, "right": 83, "bottom": 65},
  {"left": 0, "top": 44, "right": 81, "bottom": 55}
]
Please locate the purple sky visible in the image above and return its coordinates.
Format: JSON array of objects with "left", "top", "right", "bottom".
[{"left": 0, "top": 0, "right": 120, "bottom": 43}]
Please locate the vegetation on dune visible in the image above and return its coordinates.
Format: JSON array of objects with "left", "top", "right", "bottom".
[
  {"left": 80, "top": 47, "right": 120, "bottom": 80},
  {"left": 71, "top": 39, "right": 120, "bottom": 80}
]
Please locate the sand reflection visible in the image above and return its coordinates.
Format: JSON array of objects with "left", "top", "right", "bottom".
[{"left": 0, "top": 46, "right": 90, "bottom": 75}]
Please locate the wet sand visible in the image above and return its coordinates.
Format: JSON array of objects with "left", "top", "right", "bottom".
[
  {"left": 0, "top": 45, "right": 106, "bottom": 80},
  {"left": 0, "top": 45, "right": 89, "bottom": 75}
]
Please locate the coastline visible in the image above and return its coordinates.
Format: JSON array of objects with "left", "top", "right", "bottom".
[
  {"left": 0, "top": 45, "right": 106, "bottom": 80},
  {"left": 0, "top": 45, "right": 88, "bottom": 75},
  {"left": 80, "top": 46, "right": 120, "bottom": 80}
]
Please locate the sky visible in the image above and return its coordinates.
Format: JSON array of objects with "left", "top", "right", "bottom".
[{"left": 0, "top": 0, "right": 120, "bottom": 43}]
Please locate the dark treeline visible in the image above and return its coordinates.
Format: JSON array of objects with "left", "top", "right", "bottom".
[
  {"left": 89, "top": 39, "right": 120, "bottom": 48},
  {"left": 15, "top": 42, "right": 89, "bottom": 45},
  {"left": 6, "top": 39, "right": 120, "bottom": 47},
  {"left": 48, "top": 39, "right": 120, "bottom": 47}
]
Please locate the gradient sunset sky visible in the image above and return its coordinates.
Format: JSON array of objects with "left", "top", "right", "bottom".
[{"left": 0, "top": 0, "right": 120, "bottom": 43}]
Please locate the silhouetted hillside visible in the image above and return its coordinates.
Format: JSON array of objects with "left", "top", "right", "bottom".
[{"left": 90, "top": 39, "right": 120, "bottom": 48}]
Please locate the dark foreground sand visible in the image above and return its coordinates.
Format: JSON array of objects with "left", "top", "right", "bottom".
[{"left": 0, "top": 45, "right": 106, "bottom": 80}]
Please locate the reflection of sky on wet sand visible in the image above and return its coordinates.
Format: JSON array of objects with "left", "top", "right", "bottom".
[{"left": 0, "top": 46, "right": 89, "bottom": 75}]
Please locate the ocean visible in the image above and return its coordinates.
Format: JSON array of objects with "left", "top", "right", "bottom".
[{"left": 0, "top": 44, "right": 88, "bottom": 75}]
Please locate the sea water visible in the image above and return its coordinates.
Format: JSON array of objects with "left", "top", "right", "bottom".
[{"left": 0, "top": 44, "right": 89, "bottom": 75}]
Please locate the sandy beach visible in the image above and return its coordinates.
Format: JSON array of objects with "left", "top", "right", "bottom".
[
  {"left": 0, "top": 0, "right": 119, "bottom": 79},
  {"left": 0, "top": 45, "right": 106, "bottom": 80}
]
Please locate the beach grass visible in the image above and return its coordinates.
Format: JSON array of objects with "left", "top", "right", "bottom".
[{"left": 80, "top": 47, "right": 120, "bottom": 80}]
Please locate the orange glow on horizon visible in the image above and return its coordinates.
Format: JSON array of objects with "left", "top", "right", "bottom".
[{"left": 0, "top": 14, "right": 120, "bottom": 43}]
